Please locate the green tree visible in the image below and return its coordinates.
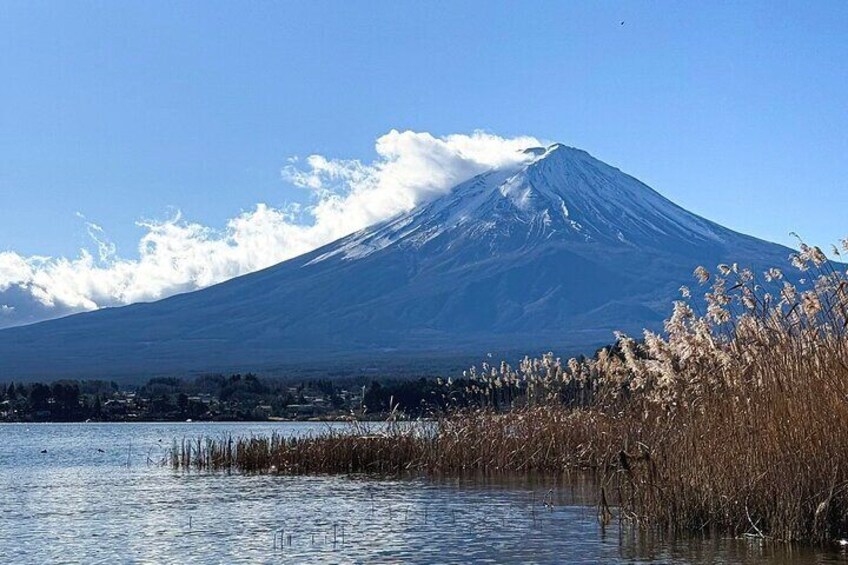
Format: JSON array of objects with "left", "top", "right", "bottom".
[
  {"left": 52, "top": 382, "right": 81, "bottom": 418},
  {"left": 92, "top": 396, "right": 102, "bottom": 418},
  {"left": 177, "top": 393, "right": 189, "bottom": 414},
  {"left": 29, "top": 383, "right": 51, "bottom": 412}
]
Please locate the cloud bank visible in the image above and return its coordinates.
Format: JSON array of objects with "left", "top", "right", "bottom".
[{"left": 0, "top": 130, "right": 541, "bottom": 324}]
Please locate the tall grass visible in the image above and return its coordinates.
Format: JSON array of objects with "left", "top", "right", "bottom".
[
  {"left": 591, "top": 244, "right": 848, "bottom": 544},
  {"left": 172, "top": 241, "right": 848, "bottom": 543},
  {"left": 170, "top": 411, "right": 611, "bottom": 475}
]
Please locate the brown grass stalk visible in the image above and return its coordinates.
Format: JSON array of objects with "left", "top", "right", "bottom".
[{"left": 170, "top": 242, "right": 848, "bottom": 543}]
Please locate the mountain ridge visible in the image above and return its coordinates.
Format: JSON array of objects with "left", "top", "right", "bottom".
[{"left": 0, "top": 145, "right": 796, "bottom": 381}]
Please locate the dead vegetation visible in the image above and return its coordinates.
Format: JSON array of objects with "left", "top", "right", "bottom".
[{"left": 172, "top": 240, "right": 848, "bottom": 543}]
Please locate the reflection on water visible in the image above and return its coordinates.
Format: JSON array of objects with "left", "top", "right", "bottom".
[{"left": 1, "top": 422, "right": 846, "bottom": 564}]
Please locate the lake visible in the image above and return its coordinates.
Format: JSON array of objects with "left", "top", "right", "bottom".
[{"left": 1, "top": 422, "right": 846, "bottom": 564}]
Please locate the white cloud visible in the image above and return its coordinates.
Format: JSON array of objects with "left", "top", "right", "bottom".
[{"left": 0, "top": 129, "right": 541, "bottom": 318}]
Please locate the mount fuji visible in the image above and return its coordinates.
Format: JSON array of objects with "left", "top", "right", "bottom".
[{"left": 0, "top": 145, "right": 793, "bottom": 381}]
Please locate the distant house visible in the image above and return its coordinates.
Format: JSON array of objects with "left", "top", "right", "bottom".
[{"left": 286, "top": 404, "right": 327, "bottom": 418}]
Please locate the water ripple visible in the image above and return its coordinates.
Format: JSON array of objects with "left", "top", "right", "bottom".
[{"left": 1, "top": 423, "right": 846, "bottom": 564}]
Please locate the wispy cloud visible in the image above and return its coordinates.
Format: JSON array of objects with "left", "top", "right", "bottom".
[{"left": 0, "top": 130, "right": 541, "bottom": 323}]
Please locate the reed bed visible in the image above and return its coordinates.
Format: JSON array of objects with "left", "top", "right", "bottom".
[
  {"left": 596, "top": 244, "right": 848, "bottom": 544},
  {"left": 173, "top": 429, "right": 429, "bottom": 474},
  {"left": 170, "top": 409, "right": 613, "bottom": 475},
  {"left": 171, "top": 241, "right": 848, "bottom": 543}
]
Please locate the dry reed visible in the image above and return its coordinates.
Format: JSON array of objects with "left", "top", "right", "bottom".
[
  {"left": 170, "top": 410, "right": 610, "bottom": 475},
  {"left": 171, "top": 240, "right": 848, "bottom": 543}
]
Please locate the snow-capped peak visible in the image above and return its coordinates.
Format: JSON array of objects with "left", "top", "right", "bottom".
[{"left": 309, "top": 144, "right": 726, "bottom": 264}]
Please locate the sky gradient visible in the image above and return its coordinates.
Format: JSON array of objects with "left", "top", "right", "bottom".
[{"left": 1, "top": 2, "right": 846, "bottom": 281}]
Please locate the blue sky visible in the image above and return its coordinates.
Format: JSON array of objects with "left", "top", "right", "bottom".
[{"left": 0, "top": 1, "right": 846, "bottom": 307}]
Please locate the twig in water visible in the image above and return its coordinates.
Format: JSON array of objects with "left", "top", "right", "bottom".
[{"left": 745, "top": 503, "right": 766, "bottom": 539}]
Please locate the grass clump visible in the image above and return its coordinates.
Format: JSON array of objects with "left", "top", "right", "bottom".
[{"left": 171, "top": 410, "right": 610, "bottom": 475}]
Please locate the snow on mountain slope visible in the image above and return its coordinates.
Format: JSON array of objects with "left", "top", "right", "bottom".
[
  {"left": 0, "top": 145, "right": 795, "bottom": 381},
  {"left": 310, "top": 144, "right": 727, "bottom": 263}
]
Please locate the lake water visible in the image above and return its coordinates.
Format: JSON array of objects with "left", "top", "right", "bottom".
[{"left": 1, "top": 422, "right": 847, "bottom": 564}]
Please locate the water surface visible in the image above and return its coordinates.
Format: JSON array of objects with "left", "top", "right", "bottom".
[{"left": 1, "top": 422, "right": 846, "bottom": 564}]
